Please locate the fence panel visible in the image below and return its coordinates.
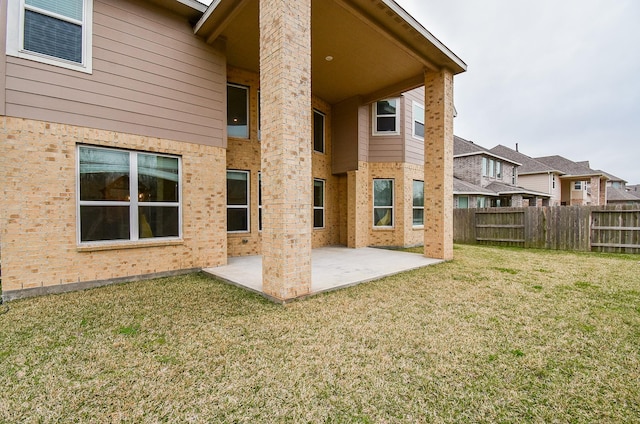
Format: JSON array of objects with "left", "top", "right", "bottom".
[
  {"left": 453, "top": 205, "right": 639, "bottom": 253},
  {"left": 591, "top": 209, "right": 640, "bottom": 253}
]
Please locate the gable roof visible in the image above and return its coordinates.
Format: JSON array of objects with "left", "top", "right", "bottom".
[
  {"left": 454, "top": 136, "right": 519, "bottom": 165},
  {"left": 535, "top": 155, "right": 606, "bottom": 179},
  {"left": 597, "top": 170, "right": 627, "bottom": 184},
  {"left": 489, "top": 145, "right": 561, "bottom": 175}
]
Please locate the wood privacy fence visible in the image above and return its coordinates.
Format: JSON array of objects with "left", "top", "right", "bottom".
[{"left": 453, "top": 205, "right": 640, "bottom": 253}]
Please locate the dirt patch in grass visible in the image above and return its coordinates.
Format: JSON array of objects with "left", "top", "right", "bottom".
[{"left": 0, "top": 245, "right": 639, "bottom": 422}]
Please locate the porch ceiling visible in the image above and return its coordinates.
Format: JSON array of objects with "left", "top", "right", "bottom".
[{"left": 194, "top": 0, "right": 466, "bottom": 105}]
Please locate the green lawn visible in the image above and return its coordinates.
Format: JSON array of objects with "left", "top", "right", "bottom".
[{"left": 1, "top": 245, "right": 639, "bottom": 423}]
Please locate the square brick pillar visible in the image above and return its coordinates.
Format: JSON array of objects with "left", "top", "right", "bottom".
[
  {"left": 259, "top": 0, "right": 312, "bottom": 300},
  {"left": 347, "top": 166, "right": 369, "bottom": 248},
  {"left": 424, "top": 70, "right": 454, "bottom": 260}
]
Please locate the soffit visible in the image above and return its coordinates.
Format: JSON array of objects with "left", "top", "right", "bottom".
[{"left": 195, "top": 0, "right": 466, "bottom": 105}]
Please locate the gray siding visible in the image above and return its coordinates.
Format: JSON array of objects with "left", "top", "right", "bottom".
[
  {"left": 5, "top": 0, "right": 226, "bottom": 147},
  {"left": 368, "top": 101, "right": 403, "bottom": 163},
  {"left": 403, "top": 87, "right": 424, "bottom": 165}
]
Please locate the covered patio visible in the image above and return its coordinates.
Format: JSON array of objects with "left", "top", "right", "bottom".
[
  {"left": 195, "top": 0, "right": 466, "bottom": 301},
  {"left": 203, "top": 246, "right": 443, "bottom": 302}
]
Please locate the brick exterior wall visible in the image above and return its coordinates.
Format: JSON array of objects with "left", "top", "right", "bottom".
[
  {"left": 0, "top": 117, "right": 227, "bottom": 298},
  {"left": 225, "top": 67, "right": 340, "bottom": 258},
  {"left": 259, "top": 0, "right": 313, "bottom": 300},
  {"left": 453, "top": 156, "right": 482, "bottom": 186}
]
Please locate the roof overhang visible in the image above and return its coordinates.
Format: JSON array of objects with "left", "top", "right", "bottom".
[
  {"left": 149, "top": 0, "right": 207, "bottom": 21},
  {"left": 193, "top": 0, "right": 466, "bottom": 104},
  {"left": 559, "top": 173, "right": 609, "bottom": 181},
  {"left": 454, "top": 152, "right": 521, "bottom": 166}
]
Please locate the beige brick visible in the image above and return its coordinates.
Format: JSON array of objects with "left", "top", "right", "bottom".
[{"left": 0, "top": 118, "right": 227, "bottom": 295}]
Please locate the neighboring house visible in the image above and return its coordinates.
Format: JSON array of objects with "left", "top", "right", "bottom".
[
  {"left": 490, "top": 145, "right": 563, "bottom": 206},
  {"left": 0, "top": 0, "right": 466, "bottom": 301},
  {"left": 597, "top": 170, "right": 640, "bottom": 205},
  {"left": 453, "top": 137, "right": 549, "bottom": 208},
  {"left": 628, "top": 184, "right": 640, "bottom": 196},
  {"left": 534, "top": 156, "right": 608, "bottom": 206}
]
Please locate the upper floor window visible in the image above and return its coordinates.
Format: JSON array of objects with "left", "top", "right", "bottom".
[
  {"left": 227, "top": 170, "right": 250, "bottom": 232},
  {"left": 512, "top": 167, "right": 517, "bottom": 185},
  {"left": 227, "top": 84, "right": 249, "bottom": 139},
  {"left": 412, "top": 180, "right": 424, "bottom": 226},
  {"left": 552, "top": 175, "right": 556, "bottom": 189},
  {"left": 373, "top": 179, "right": 394, "bottom": 227},
  {"left": 372, "top": 99, "right": 400, "bottom": 135},
  {"left": 574, "top": 181, "right": 582, "bottom": 190},
  {"left": 412, "top": 102, "right": 425, "bottom": 139},
  {"left": 77, "top": 146, "right": 181, "bottom": 243},
  {"left": 496, "top": 161, "right": 502, "bottom": 179},
  {"left": 313, "top": 110, "right": 325, "bottom": 153},
  {"left": 482, "top": 157, "right": 488, "bottom": 176},
  {"left": 7, "top": 0, "right": 93, "bottom": 73}
]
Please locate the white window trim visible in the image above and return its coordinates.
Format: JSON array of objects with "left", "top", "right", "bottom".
[
  {"left": 227, "top": 83, "right": 250, "bottom": 139},
  {"left": 412, "top": 101, "right": 425, "bottom": 140},
  {"left": 76, "top": 145, "right": 182, "bottom": 245},
  {"left": 372, "top": 98, "right": 401, "bottom": 136},
  {"left": 313, "top": 109, "right": 326, "bottom": 153},
  {"left": 373, "top": 178, "right": 394, "bottom": 228},
  {"left": 313, "top": 178, "right": 325, "bottom": 229},
  {"left": 412, "top": 179, "right": 424, "bottom": 228},
  {"left": 7, "top": 0, "right": 93, "bottom": 73},
  {"left": 227, "top": 169, "right": 250, "bottom": 233}
]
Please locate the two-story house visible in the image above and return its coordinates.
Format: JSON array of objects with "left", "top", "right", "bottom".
[
  {"left": 453, "top": 137, "right": 549, "bottom": 208},
  {"left": 0, "top": 0, "right": 466, "bottom": 301}
]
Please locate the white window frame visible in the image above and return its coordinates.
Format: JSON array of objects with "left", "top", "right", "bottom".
[
  {"left": 373, "top": 178, "right": 394, "bottom": 228},
  {"left": 372, "top": 98, "right": 401, "bottom": 136},
  {"left": 512, "top": 167, "right": 517, "bottom": 185},
  {"left": 552, "top": 175, "right": 556, "bottom": 189},
  {"left": 574, "top": 181, "right": 582, "bottom": 190},
  {"left": 412, "top": 102, "right": 425, "bottom": 140},
  {"left": 313, "top": 110, "right": 325, "bottom": 153},
  {"left": 489, "top": 159, "right": 495, "bottom": 177},
  {"left": 313, "top": 178, "right": 325, "bottom": 229},
  {"left": 76, "top": 145, "right": 182, "bottom": 245},
  {"left": 482, "top": 157, "right": 488, "bottom": 177},
  {"left": 227, "top": 170, "right": 250, "bottom": 233},
  {"left": 496, "top": 161, "right": 502, "bottom": 179},
  {"left": 412, "top": 180, "right": 424, "bottom": 227},
  {"left": 7, "top": 0, "right": 93, "bottom": 73},
  {"left": 227, "top": 83, "right": 250, "bottom": 139}
]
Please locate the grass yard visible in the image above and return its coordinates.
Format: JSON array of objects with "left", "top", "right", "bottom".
[{"left": 0, "top": 245, "right": 639, "bottom": 423}]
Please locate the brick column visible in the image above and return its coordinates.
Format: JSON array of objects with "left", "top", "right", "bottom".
[
  {"left": 259, "top": 0, "right": 312, "bottom": 300},
  {"left": 347, "top": 165, "right": 369, "bottom": 248},
  {"left": 424, "top": 70, "right": 454, "bottom": 260},
  {"left": 511, "top": 194, "right": 523, "bottom": 207}
]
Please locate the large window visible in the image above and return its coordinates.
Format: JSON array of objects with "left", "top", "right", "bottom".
[
  {"left": 412, "top": 102, "right": 425, "bottom": 139},
  {"left": 7, "top": 0, "right": 93, "bottom": 72},
  {"left": 78, "top": 146, "right": 180, "bottom": 243},
  {"left": 373, "top": 179, "right": 394, "bottom": 227},
  {"left": 227, "top": 84, "right": 249, "bottom": 138},
  {"left": 313, "top": 179, "right": 325, "bottom": 229},
  {"left": 227, "top": 170, "right": 249, "bottom": 232},
  {"left": 372, "top": 99, "right": 400, "bottom": 135},
  {"left": 412, "top": 180, "right": 424, "bottom": 226},
  {"left": 313, "top": 110, "right": 325, "bottom": 153}
]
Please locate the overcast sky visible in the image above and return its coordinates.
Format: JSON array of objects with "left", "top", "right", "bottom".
[{"left": 397, "top": 0, "right": 640, "bottom": 183}]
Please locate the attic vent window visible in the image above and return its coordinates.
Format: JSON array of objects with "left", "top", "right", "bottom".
[{"left": 7, "top": 0, "right": 93, "bottom": 72}]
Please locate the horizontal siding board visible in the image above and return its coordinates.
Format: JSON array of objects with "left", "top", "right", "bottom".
[
  {"left": 6, "top": 79, "right": 220, "bottom": 129},
  {"left": 6, "top": 60, "right": 223, "bottom": 113},
  {"left": 8, "top": 104, "right": 223, "bottom": 146}
]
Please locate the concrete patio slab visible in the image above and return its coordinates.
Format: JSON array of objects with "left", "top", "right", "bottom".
[{"left": 203, "top": 246, "right": 443, "bottom": 299}]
